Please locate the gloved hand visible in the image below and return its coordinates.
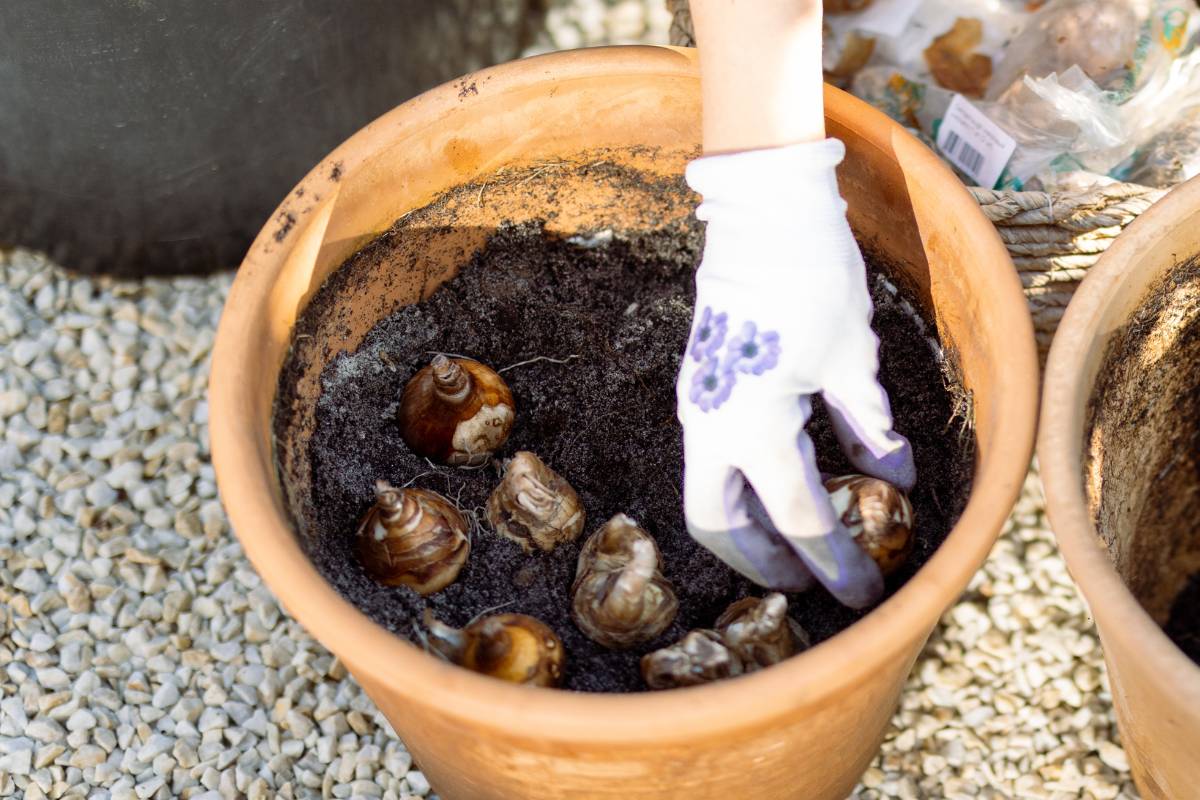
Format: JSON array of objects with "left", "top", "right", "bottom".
[{"left": 677, "top": 138, "right": 916, "bottom": 610}]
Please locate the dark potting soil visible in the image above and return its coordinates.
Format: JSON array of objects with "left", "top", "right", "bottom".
[
  {"left": 1167, "top": 573, "right": 1200, "bottom": 664},
  {"left": 302, "top": 217, "right": 974, "bottom": 693}
]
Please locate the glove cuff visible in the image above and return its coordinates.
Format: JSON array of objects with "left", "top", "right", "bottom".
[{"left": 685, "top": 138, "right": 848, "bottom": 223}]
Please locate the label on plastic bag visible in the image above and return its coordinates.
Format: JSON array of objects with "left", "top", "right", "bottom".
[
  {"left": 936, "top": 95, "right": 1017, "bottom": 190},
  {"left": 850, "top": 0, "right": 923, "bottom": 39}
]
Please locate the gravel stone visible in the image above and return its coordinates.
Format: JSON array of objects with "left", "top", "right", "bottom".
[
  {"left": 151, "top": 682, "right": 180, "bottom": 710},
  {"left": 134, "top": 776, "right": 165, "bottom": 798},
  {"left": 0, "top": 748, "right": 33, "bottom": 776},
  {"left": 1098, "top": 741, "right": 1131, "bottom": 772},
  {"left": 65, "top": 709, "right": 96, "bottom": 732},
  {"left": 14, "top": 568, "right": 47, "bottom": 594},
  {"left": 406, "top": 770, "right": 433, "bottom": 796},
  {"left": 68, "top": 745, "right": 106, "bottom": 769},
  {"left": 197, "top": 708, "right": 228, "bottom": 733},
  {"left": 136, "top": 734, "right": 174, "bottom": 762},
  {"left": 27, "top": 719, "right": 66, "bottom": 743},
  {"left": 12, "top": 339, "right": 41, "bottom": 366},
  {"left": 28, "top": 632, "right": 54, "bottom": 652},
  {"left": 33, "top": 744, "right": 64, "bottom": 769}
]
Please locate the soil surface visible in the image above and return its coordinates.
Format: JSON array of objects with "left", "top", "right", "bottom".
[{"left": 301, "top": 218, "right": 974, "bottom": 693}]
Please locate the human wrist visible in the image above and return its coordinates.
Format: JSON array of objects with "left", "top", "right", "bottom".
[
  {"left": 691, "top": 0, "right": 826, "bottom": 152},
  {"left": 687, "top": 139, "right": 854, "bottom": 236}
]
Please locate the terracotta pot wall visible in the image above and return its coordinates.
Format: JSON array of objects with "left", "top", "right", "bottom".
[
  {"left": 1084, "top": 255, "right": 1200, "bottom": 623},
  {"left": 210, "top": 47, "right": 1038, "bottom": 800},
  {"left": 1041, "top": 175, "right": 1200, "bottom": 799}
]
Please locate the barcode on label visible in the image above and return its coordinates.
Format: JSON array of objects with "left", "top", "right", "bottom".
[
  {"left": 936, "top": 95, "right": 1017, "bottom": 190},
  {"left": 943, "top": 131, "right": 985, "bottom": 177}
]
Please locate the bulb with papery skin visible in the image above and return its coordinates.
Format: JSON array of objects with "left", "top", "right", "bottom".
[
  {"left": 486, "top": 451, "right": 584, "bottom": 553},
  {"left": 571, "top": 514, "right": 677, "bottom": 650},
  {"left": 424, "top": 610, "right": 564, "bottom": 688},
  {"left": 398, "top": 355, "right": 514, "bottom": 467},
  {"left": 715, "top": 593, "right": 809, "bottom": 670},
  {"left": 641, "top": 629, "right": 743, "bottom": 690},
  {"left": 354, "top": 482, "right": 470, "bottom": 595},
  {"left": 825, "top": 474, "right": 915, "bottom": 576},
  {"left": 641, "top": 594, "right": 810, "bottom": 690}
]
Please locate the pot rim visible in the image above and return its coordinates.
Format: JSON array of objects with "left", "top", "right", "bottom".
[
  {"left": 1040, "top": 175, "right": 1200, "bottom": 700},
  {"left": 210, "top": 45, "right": 1038, "bottom": 742}
]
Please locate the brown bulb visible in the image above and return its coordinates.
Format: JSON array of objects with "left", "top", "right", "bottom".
[
  {"left": 825, "top": 474, "right": 915, "bottom": 576},
  {"left": 641, "top": 629, "right": 743, "bottom": 690},
  {"left": 354, "top": 482, "right": 469, "bottom": 595},
  {"left": 571, "top": 514, "right": 677, "bottom": 649},
  {"left": 714, "top": 594, "right": 809, "bottom": 671},
  {"left": 424, "top": 610, "right": 564, "bottom": 688},
  {"left": 398, "top": 355, "right": 515, "bottom": 467},
  {"left": 486, "top": 451, "right": 584, "bottom": 553}
]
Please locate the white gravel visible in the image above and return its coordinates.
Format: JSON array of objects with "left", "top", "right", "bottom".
[
  {"left": 854, "top": 469, "right": 1138, "bottom": 800},
  {"left": 0, "top": 3, "right": 1145, "bottom": 798},
  {"left": 0, "top": 250, "right": 424, "bottom": 799}
]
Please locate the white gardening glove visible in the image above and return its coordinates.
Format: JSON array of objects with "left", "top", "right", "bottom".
[{"left": 677, "top": 138, "right": 916, "bottom": 610}]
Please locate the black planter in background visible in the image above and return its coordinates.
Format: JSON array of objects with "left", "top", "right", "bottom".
[{"left": 0, "top": 0, "right": 543, "bottom": 277}]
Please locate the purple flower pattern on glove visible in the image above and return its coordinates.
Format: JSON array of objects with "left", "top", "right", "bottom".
[
  {"left": 688, "top": 311, "right": 781, "bottom": 412},
  {"left": 725, "top": 321, "right": 781, "bottom": 375},
  {"left": 689, "top": 358, "right": 736, "bottom": 411},
  {"left": 690, "top": 306, "right": 728, "bottom": 362}
]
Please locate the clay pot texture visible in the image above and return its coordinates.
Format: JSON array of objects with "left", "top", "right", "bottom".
[
  {"left": 1040, "top": 175, "right": 1200, "bottom": 799},
  {"left": 209, "top": 47, "right": 1037, "bottom": 800}
]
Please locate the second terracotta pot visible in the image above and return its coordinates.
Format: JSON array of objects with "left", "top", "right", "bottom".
[
  {"left": 209, "top": 46, "right": 1038, "bottom": 799},
  {"left": 1041, "top": 175, "right": 1200, "bottom": 799}
]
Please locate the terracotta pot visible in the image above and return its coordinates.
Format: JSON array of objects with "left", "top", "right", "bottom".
[
  {"left": 1040, "top": 175, "right": 1200, "bottom": 799},
  {"left": 210, "top": 46, "right": 1037, "bottom": 800}
]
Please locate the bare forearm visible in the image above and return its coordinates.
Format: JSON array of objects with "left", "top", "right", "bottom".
[{"left": 690, "top": 0, "right": 826, "bottom": 154}]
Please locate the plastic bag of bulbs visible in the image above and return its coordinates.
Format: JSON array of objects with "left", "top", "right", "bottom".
[
  {"left": 824, "top": 0, "right": 1029, "bottom": 91},
  {"left": 980, "top": 0, "right": 1200, "bottom": 189},
  {"left": 846, "top": 0, "right": 1200, "bottom": 191},
  {"left": 1115, "top": 105, "right": 1200, "bottom": 188}
]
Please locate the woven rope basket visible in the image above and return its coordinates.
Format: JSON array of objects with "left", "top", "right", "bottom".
[{"left": 665, "top": 0, "right": 1169, "bottom": 360}]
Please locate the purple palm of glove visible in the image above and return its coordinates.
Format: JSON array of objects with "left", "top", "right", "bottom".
[{"left": 677, "top": 138, "right": 916, "bottom": 610}]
